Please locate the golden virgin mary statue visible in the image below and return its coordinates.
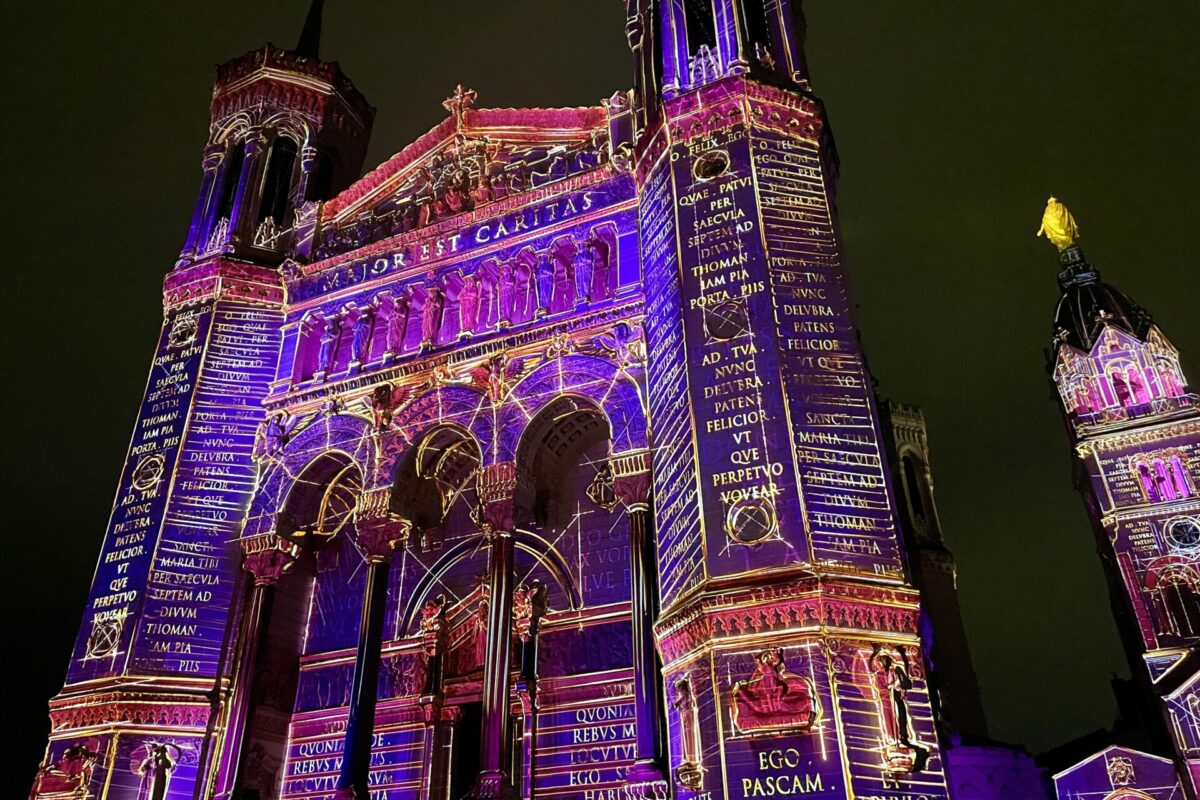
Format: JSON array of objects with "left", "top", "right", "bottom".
[{"left": 1037, "top": 195, "right": 1081, "bottom": 251}]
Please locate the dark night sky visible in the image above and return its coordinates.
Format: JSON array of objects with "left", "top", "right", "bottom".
[{"left": 3, "top": 1, "right": 1197, "bottom": 793}]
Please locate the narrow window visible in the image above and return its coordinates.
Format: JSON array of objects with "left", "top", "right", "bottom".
[
  {"left": 214, "top": 140, "right": 245, "bottom": 222},
  {"left": 902, "top": 455, "right": 927, "bottom": 525},
  {"left": 259, "top": 137, "right": 299, "bottom": 225},
  {"left": 1161, "top": 575, "right": 1200, "bottom": 638},
  {"left": 1172, "top": 457, "right": 1192, "bottom": 499},
  {"left": 1111, "top": 370, "right": 1130, "bottom": 406},
  {"left": 683, "top": 0, "right": 718, "bottom": 50},
  {"left": 1156, "top": 460, "right": 1178, "bottom": 502}
]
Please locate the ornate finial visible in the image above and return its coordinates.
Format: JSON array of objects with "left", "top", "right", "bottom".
[
  {"left": 1037, "top": 195, "right": 1081, "bottom": 252},
  {"left": 442, "top": 85, "right": 478, "bottom": 134}
]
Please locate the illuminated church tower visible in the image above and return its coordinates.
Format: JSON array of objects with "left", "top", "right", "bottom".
[
  {"left": 630, "top": 2, "right": 952, "bottom": 797},
  {"left": 1041, "top": 198, "right": 1200, "bottom": 797},
  {"left": 33, "top": 3, "right": 961, "bottom": 800},
  {"left": 32, "top": 5, "right": 373, "bottom": 799}
]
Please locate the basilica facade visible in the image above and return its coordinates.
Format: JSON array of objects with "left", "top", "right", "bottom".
[{"left": 35, "top": 3, "right": 1191, "bottom": 800}]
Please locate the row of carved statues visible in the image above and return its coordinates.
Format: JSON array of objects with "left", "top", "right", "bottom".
[{"left": 299, "top": 224, "right": 618, "bottom": 381}]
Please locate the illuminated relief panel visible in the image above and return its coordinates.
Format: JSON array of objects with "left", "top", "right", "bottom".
[
  {"left": 641, "top": 141, "right": 706, "bottom": 609},
  {"left": 68, "top": 300, "right": 283, "bottom": 682},
  {"left": 643, "top": 117, "right": 906, "bottom": 596},
  {"left": 662, "top": 639, "right": 947, "bottom": 800},
  {"left": 67, "top": 305, "right": 212, "bottom": 684},
  {"left": 1052, "top": 746, "right": 1182, "bottom": 800},
  {"left": 1085, "top": 430, "right": 1200, "bottom": 651}
]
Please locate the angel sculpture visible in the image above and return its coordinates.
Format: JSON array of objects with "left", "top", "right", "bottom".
[
  {"left": 253, "top": 413, "right": 298, "bottom": 460},
  {"left": 469, "top": 352, "right": 526, "bottom": 405},
  {"left": 1036, "top": 195, "right": 1080, "bottom": 252},
  {"left": 365, "top": 382, "right": 411, "bottom": 430},
  {"left": 593, "top": 321, "right": 646, "bottom": 368}
]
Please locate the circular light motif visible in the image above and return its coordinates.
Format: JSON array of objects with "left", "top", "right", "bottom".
[
  {"left": 692, "top": 149, "right": 731, "bottom": 181},
  {"left": 705, "top": 299, "right": 750, "bottom": 341},
  {"left": 131, "top": 453, "right": 166, "bottom": 492},
  {"left": 726, "top": 497, "right": 779, "bottom": 545},
  {"left": 1166, "top": 516, "right": 1200, "bottom": 550}
]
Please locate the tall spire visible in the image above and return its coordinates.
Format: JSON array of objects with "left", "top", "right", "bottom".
[{"left": 295, "top": 0, "right": 324, "bottom": 59}]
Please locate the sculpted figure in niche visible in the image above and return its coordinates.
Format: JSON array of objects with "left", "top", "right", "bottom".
[
  {"left": 868, "top": 643, "right": 929, "bottom": 772},
  {"left": 730, "top": 648, "right": 818, "bottom": 733},
  {"left": 444, "top": 171, "right": 470, "bottom": 214},
  {"left": 549, "top": 237, "right": 577, "bottom": 311},
  {"left": 585, "top": 226, "right": 615, "bottom": 300},
  {"left": 350, "top": 304, "right": 375, "bottom": 365},
  {"left": 497, "top": 261, "right": 517, "bottom": 327},
  {"left": 534, "top": 252, "right": 555, "bottom": 317},
  {"left": 386, "top": 290, "right": 412, "bottom": 356},
  {"left": 573, "top": 237, "right": 593, "bottom": 307},
  {"left": 317, "top": 314, "right": 341, "bottom": 376},
  {"left": 135, "top": 742, "right": 181, "bottom": 800},
  {"left": 421, "top": 284, "right": 445, "bottom": 348},
  {"left": 458, "top": 273, "right": 481, "bottom": 338},
  {"left": 672, "top": 678, "right": 704, "bottom": 790},
  {"left": 471, "top": 171, "right": 495, "bottom": 205}
]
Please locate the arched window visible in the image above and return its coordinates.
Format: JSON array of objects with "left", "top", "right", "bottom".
[
  {"left": 740, "top": 0, "right": 773, "bottom": 64},
  {"left": 902, "top": 454, "right": 928, "bottom": 525},
  {"left": 1171, "top": 456, "right": 1193, "bottom": 499},
  {"left": 683, "top": 0, "right": 718, "bottom": 51},
  {"left": 1111, "top": 370, "right": 1131, "bottom": 406},
  {"left": 214, "top": 140, "right": 245, "bottom": 222},
  {"left": 1160, "top": 572, "right": 1200, "bottom": 638},
  {"left": 258, "top": 137, "right": 298, "bottom": 225}
]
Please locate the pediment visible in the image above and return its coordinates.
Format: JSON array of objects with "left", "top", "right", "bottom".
[{"left": 315, "top": 102, "right": 611, "bottom": 261}]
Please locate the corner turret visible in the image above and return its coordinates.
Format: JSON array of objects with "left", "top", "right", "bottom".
[{"left": 175, "top": 0, "right": 375, "bottom": 268}]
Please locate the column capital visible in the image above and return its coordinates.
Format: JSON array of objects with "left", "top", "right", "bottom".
[
  {"left": 512, "top": 581, "right": 547, "bottom": 642},
  {"left": 354, "top": 518, "right": 410, "bottom": 564},
  {"left": 243, "top": 129, "right": 272, "bottom": 155},
  {"left": 240, "top": 534, "right": 299, "bottom": 586},
  {"left": 418, "top": 595, "right": 448, "bottom": 657},
  {"left": 202, "top": 143, "right": 226, "bottom": 170},
  {"left": 611, "top": 448, "right": 653, "bottom": 510},
  {"left": 476, "top": 462, "right": 518, "bottom": 534}
]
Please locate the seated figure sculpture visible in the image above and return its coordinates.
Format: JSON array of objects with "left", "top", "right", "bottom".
[{"left": 731, "top": 648, "right": 819, "bottom": 733}]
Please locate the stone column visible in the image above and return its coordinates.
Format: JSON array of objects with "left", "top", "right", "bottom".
[
  {"left": 612, "top": 450, "right": 669, "bottom": 799},
  {"left": 212, "top": 533, "right": 299, "bottom": 800},
  {"left": 226, "top": 130, "right": 271, "bottom": 250},
  {"left": 469, "top": 462, "right": 519, "bottom": 800},
  {"left": 294, "top": 144, "right": 319, "bottom": 208},
  {"left": 177, "top": 143, "right": 226, "bottom": 266},
  {"left": 657, "top": 0, "right": 691, "bottom": 97},
  {"left": 335, "top": 490, "right": 410, "bottom": 800}
]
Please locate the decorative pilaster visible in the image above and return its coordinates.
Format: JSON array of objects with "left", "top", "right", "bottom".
[
  {"left": 469, "top": 462, "right": 519, "bottom": 800},
  {"left": 212, "top": 534, "right": 298, "bottom": 800},
  {"left": 335, "top": 491, "right": 409, "bottom": 800},
  {"left": 611, "top": 450, "right": 670, "bottom": 800}
]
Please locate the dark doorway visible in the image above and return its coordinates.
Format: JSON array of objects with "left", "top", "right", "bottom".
[{"left": 450, "top": 702, "right": 483, "bottom": 800}]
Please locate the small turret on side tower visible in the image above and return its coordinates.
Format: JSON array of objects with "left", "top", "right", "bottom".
[
  {"left": 1042, "top": 197, "right": 1200, "bottom": 796},
  {"left": 176, "top": 0, "right": 374, "bottom": 268}
]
